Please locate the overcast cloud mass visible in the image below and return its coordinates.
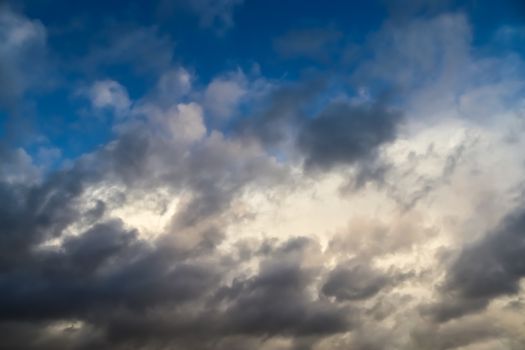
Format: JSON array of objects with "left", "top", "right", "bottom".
[{"left": 1, "top": 1, "right": 525, "bottom": 349}]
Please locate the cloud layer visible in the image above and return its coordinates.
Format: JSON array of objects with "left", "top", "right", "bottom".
[{"left": 1, "top": 2, "right": 525, "bottom": 350}]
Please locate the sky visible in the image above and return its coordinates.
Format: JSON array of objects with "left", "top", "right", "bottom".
[{"left": 1, "top": 0, "right": 525, "bottom": 349}]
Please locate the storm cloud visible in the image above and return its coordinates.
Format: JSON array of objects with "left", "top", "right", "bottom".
[
  {"left": 1, "top": 1, "right": 525, "bottom": 349},
  {"left": 298, "top": 101, "right": 402, "bottom": 171},
  {"left": 428, "top": 205, "right": 525, "bottom": 322}
]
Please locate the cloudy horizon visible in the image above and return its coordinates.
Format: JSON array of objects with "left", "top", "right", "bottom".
[{"left": 1, "top": 1, "right": 525, "bottom": 349}]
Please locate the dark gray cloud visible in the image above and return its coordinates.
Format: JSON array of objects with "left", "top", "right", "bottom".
[
  {"left": 238, "top": 77, "right": 326, "bottom": 148},
  {"left": 239, "top": 79, "right": 403, "bottom": 178},
  {"left": 0, "top": 165, "right": 93, "bottom": 270},
  {"left": 322, "top": 262, "right": 389, "bottom": 301},
  {"left": 0, "top": 112, "right": 353, "bottom": 349},
  {"left": 423, "top": 298, "right": 488, "bottom": 324},
  {"left": 216, "top": 237, "right": 352, "bottom": 338},
  {"left": 0, "top": 208, "right": 353, "bottom": 349},
  {"left": 427, "top": 205, "right": 525, "bottom": 322},
  {"left": 410, "top": 317, "right": 502, "bottom": 350},
  {"left": 298, "top": 101, "right": 402, "bottom": 171}
]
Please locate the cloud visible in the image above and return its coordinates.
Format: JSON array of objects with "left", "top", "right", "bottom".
[
  {"left": 215, "top": 238, "right": 352, "bottom": 338},
  {"left": 428, "top": 204, "right": 525, "bottom": 322},
  {"left": 298, "top": 100, "right": 402, "bottom": 172},
  {"left": 322, "top": 261, "right": 389, "bottom": 301},
  {"left": 0, "top": 5, "right": 49, "bottom": 108},
  {"left": 0, "top": 173, "right": 353, "bottom": 348},
  {"left": 237, "top": 77, "right": 403, "bottom": 178},
  {"left": 2, "top": 3, "right": 525, "bottom": 350},
  {"left": 204, "top": 70, "right": 247, "bottom": 120},
  {"left": 237, "top": 77, "right": 326, "bottom": 149},
  {"left": 87, "top": 80, "right": 131, "bottom": 117},
  {"left": 410, "top": 317, "right": 502, "bottom": 350},
  {"left": 0, "top": 146, "right": 40, "bottom": 184},
  {"left": 0, "top": 105, "right": 289, "bottom": 349},
  {"left": 353, "top": 12, "right": 471, "bottom": 109},
  {"left": 154, "top": 67, "right": 193, "bottom": 104}
]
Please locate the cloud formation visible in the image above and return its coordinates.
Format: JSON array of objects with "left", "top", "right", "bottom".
[{"left": 1, "top": 2, "right": 525, "bottom": 350}]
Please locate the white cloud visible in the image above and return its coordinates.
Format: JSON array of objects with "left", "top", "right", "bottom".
[
  {"left": 88, "top": 80, "right": 131, "bottom": 116},
  {"left": 154, "top": 67, "right": 193, "bottom": 105},
  {"left": 167, "top": 102, "right": 207, "bottom": 143},
  {"left": 204, "top": 70, "right": 247, "bottom": 119}
]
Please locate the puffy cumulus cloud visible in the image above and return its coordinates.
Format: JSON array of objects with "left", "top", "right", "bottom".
[
  {"left": 0, "top": 67, "right": 410, "bottom": 348},
  {"left": 155, "top": 67, "right": 193, "bottom": 104},
  {"left": 0, "top": 95, "right": 293, "bottom": 350},
  {"left": 202, "top": 68, "right": 271, "bottom": 122},
  {"left": 3, "top": 5, "right": 525, "bottom": 350},
  {"left": 86, "top": 80, "right": 132, "bottom": 117},
  {"left": 298, "top": 101, "right": 403, "bottom": 172},
  {"left": 204, "top": 70, "right": 248, "bottom": 120},
  {"left": 133, "top": 101, "right": 207, "bottom": 144}
]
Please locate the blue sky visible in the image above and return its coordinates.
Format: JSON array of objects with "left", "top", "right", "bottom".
[
  {"left": 2, "top": 1, "right": 525, "bottom": 349},
  {"left": 3, "top": 0, "right": 525, "bottom": 161}
]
